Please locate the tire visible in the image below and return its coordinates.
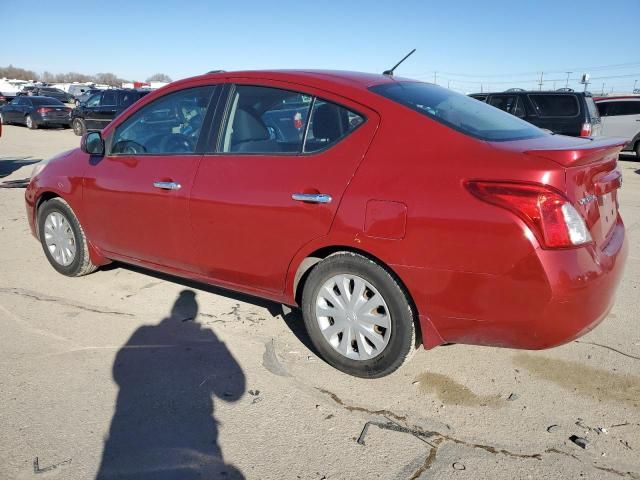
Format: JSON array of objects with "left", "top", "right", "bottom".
[
  {"left": 72, "top": 118, "right": 85, "bottom": 136},
  {"left": 635, "top": 141, "right": 640, "bottom": 159},
  {"left": 38, "top": 197, "right": 97, "bottom": 277},
  {"left": 26, "top": 114, "right": 37, "bottom": 129},
  {"left": 0, "top": 112, "right": 6, "bottom": 125},
  {"left": 301, "top": 252, "right": 417, "bottom": 378}
]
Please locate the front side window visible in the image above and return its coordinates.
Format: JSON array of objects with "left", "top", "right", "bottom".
[
  {"left": 528, "top": 94, "right": 579, "bottom": 117},
  {"left": 86, "top": 94, "right": 101, "bottom": 107},
  {"left": 110, "top": 86, "right": 213, "bottom": 155},
  {"left": 371, "top": 82, "right": 544, "bottom": 141}
]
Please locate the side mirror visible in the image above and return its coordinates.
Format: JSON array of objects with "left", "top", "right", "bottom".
[{"left": 81, "top": 131, "right": 105, "bottom": 156}]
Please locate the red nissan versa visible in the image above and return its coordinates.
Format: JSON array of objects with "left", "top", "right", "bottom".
[{"left": 24, "top": 70, "right": 628, "bottom": 378}]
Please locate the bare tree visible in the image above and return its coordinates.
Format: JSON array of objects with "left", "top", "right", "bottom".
[
  {"left": 146, "top": 73, "right": 172, "bottom": 83},
  {"left": 93, "top": 72, "right": 127, "bottom": 87},
  {"left": 0, "top": 64, "right": 38, "bottom": 81}
]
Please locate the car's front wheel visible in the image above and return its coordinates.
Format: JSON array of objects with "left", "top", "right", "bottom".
[
  {"left": 38, "top": 197, "right": 97, "bottom": 277},
  {"left": 72, "top": 118, "right": 85, "bottom": 136},
  {"left": 301, "top": 252, "right": 417, "bottom": 378}
]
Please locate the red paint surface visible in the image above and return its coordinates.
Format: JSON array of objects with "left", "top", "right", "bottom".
[{"left": 25, "top": 70, "right": 628, "bottom": 351}]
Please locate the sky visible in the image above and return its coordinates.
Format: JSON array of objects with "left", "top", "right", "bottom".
[{"left": 4, "top": 0, "right": 640, "bottom": 93}]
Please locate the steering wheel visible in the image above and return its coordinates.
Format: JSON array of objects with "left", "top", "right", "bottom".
[
  {"left": 159, "top": 133, "right": 195, "bottom": 153},
  {"left": 113, "top": 140, "right": 147, "bottom": 154}
]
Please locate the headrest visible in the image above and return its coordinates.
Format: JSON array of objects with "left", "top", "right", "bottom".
[
  {"left": 312, "top": 103, "right": 345, "bottom": 142},
  {"left": 232, "top": 109, "right": 269, "bottom": 143}
]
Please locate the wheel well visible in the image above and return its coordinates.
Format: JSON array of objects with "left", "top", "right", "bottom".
[
  {"left": 292, "top": 246, "right": 421, "bottom": 341},
  {"left": 36, "top": 192, "right": 60, "bottom": 217}
]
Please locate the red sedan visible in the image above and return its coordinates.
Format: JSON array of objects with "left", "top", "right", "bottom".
[{"left": 24, "top": 70, "right": 628, "bottom": 377}]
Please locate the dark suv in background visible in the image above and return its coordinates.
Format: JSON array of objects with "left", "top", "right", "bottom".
[
  {"left": 71, "top": 88, "right": 150, "bottom": 135},
  {"left": 469, "top": 91, "right": 601, "bottom": 137}
]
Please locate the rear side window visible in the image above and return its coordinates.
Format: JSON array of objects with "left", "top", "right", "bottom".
[
  {"left": 488, "top": 95, "right": 516, "bottom": 113},
  {"left": 102, "top": 91, "right": 117, "bottom": 106},
  {"left": 371, "top": 82, "right": 544, "bottom": 141},
  {"left": 120, "top": 91, "right": 141, "bottom": 107},
  {"left": 304, "top": 100, "right": 363, "bottom": 153},
  {"left": 599, "top": 100, "right": 640, "bottom": 116},
  {"left": 528, "top": 94, "right": 579, "bottom": 117},
  {"left": 220, "top": 85, "right": 364, "bottom": 154}
]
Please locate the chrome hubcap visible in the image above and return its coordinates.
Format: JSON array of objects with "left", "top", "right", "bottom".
[
  {"left": 26, "top": 116, "right": 32, "bottom": 128},
  {"left": 315, "top": 274, "right": 391, "bottom": 360},
  {"left": 44, "top": 212, "right": 76, "bottom": 266}
]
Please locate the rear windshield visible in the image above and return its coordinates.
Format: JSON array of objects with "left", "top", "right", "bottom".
[
  {"left": 31, "top": 97, "right": 64, "bottom": 106},
  {"left": 370, "top": 82, "right": 544, "bottom": 141},
  {"left": 528, "top": 94, "right": 580, "bottom": 117}
]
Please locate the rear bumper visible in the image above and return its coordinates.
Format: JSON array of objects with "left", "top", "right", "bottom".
[
  {"left": 38, "top": 115, "right": 71, "bottom": 125},
  {"left": 398, "top": 217, "right": 627, "bottom": 350}
]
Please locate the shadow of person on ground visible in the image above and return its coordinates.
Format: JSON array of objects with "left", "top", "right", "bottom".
[{"left": 96, "top": 290, "right": 246, "bottom": 479}]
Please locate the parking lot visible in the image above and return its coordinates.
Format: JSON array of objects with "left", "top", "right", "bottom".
[{"left": 0, "top": 125, "right": 639, "bottom": 479}]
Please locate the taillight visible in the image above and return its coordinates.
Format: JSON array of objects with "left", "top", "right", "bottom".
[
  {"left": 580, "top": 122, "right": 592, "bottom": 137},
  {"left": 37, "top": 107, "right": 53, "bottom": 113},
  {"left": 466, "top": 181, "right": 592, "bottom": 248}
]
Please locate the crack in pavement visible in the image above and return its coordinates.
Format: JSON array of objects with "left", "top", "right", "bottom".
[
  {"left": 575, "top": 340, "right": 640, "bottom": 361},
  {"left": 0, "top": 287, "right": 134, "bottom": 317},
  {"left": 316, "top": 387, "right": 640, "bottom": 479}
]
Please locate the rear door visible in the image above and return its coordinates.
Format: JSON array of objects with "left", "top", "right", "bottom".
[
  {"left": 190, "top": 81, "right": 380, "bottom": 294},
  {"left": 599, "top": 100, "right": 640, "bottom": 140},
  {"left": 92, "top": 90, "right": 118, "bottom": 128}
]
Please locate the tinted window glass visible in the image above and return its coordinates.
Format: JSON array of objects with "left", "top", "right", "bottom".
[
  {"left": 304, "top": 99, "right": 364, "bottom": 153},
  {"left": 86, "top": 94, "right": 101, "bottom": 107},
  {"left": 221, "top": 85, "right": 312, "bottom": 154},
  {"left": 488, "top": 95, "right": 516, "bottom": 113},
  {"left": 528, "top": 94, "right": 579, "bottom": 117},
  {"left": 31, "top": 97, "right": 63, "bottom": 106},
  {"left": 604, "top": 101, "right": 640, "bottom": 116},
  {"left": 371, "top": 82, "right": 544, "bottom": 141},
  {"left": 102, "top": 91, "right": 117, "bottom": 106},
  {"left": 111, "top": 86, "right": 213, "bottom": 155},
  {"left": 120, "top": 91, "right": 141, "bottom": 107},
  {"left": 513, "top": 97, "right": 526, "bottom": 118},
  {"left": 597, "top": 102, "right": 609, "bottom": 116}
]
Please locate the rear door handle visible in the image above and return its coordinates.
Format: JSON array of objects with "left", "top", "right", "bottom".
[
  {"left": 153, "top": 181, "right": 181, "bottom": 190},
  {"left": 291, "top": 193, "right": 332, "bottom": 204}
]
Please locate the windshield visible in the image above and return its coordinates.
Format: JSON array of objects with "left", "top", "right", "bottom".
[{"left": 370, "top": 82, "right": 545, "bottom": 141}]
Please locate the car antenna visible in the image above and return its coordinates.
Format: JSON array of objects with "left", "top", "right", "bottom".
[{"left": 383, "top": 49, "right": 416, "bottom": 76}]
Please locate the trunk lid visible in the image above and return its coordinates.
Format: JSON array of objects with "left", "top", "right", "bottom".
[{"left": 521, "top": 136, "right": 626, "bottom": 247}]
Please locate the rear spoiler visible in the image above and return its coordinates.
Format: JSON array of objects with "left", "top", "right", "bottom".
[{"left": 524, "top": 137, "right": 627, "bottom": 167}]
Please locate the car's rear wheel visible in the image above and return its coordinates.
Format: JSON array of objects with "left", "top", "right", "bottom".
[
  {"left": 0, "top": 113, "right": 7, "bottom": 125},
  {"left": 38, "top": 198, "right": 97, "bottom": 277},
  {"left": 26, "top": 115, "right": 37, "bottom": 129},
  {"left": 72, "top": 118, "right": 85, "bottom": 136},
  {"left": 301, "top": 252, "right": 416, "bottom": 378},
  {"left": 635, "top": 141, "right": 640, "bottom": 159}
]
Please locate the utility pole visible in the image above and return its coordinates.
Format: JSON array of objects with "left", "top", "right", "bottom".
[
  {"left": 538, "top": 72, "right": 544, "bottom": 91},
  {"left": 601, "top": 82, "right": 605, "bottom": 95},
  {"left": 634, "top": 79, "right": 638, "bottom": 92},
  {"left": 433, "top": 72, "right": 437, "bottom": 85},
  {"left": 565, "top": 72, "right": 572, "bottom": 88},
  {"left": 447, "top": 80, "right": 450, "bottom": 89},
  {"left": 553, "top": 81, "right": 556, "bottom": 90}
]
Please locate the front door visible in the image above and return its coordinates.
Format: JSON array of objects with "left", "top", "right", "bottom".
[
  {"left": 190, "top": 82, "right": 379, "bottom": 294},
  {"left": 82, "top": 85, "right": 216, "bottom": 272}
]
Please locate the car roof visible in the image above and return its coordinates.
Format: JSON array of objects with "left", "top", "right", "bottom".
[
  {"left": 27, "top": 96, "right": 63, "bottom": 102},
  {"left": 594, "top": 95, "right": 640, "bottom": 102},
  {"left": 172, "top": 70, "right": 415, "bottom": 98},
  {"left": 471, "top": 90, "right": 587, "bottom": 96}
]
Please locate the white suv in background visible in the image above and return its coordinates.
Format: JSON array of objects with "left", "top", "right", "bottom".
[{"left": 596, "top": 96, "right": 640, "bottom": 157}]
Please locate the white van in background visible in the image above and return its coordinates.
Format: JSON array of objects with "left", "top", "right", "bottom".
[{"left": 596, "top": 96, "right": 640, "bottom": 157}]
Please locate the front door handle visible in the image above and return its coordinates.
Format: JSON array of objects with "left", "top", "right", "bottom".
[
  {"left": 291, "top": 193, "right": 332, "bottom": 204},
  {"left": 153, "top": 181, "right": 181, "bottom": 190}
]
